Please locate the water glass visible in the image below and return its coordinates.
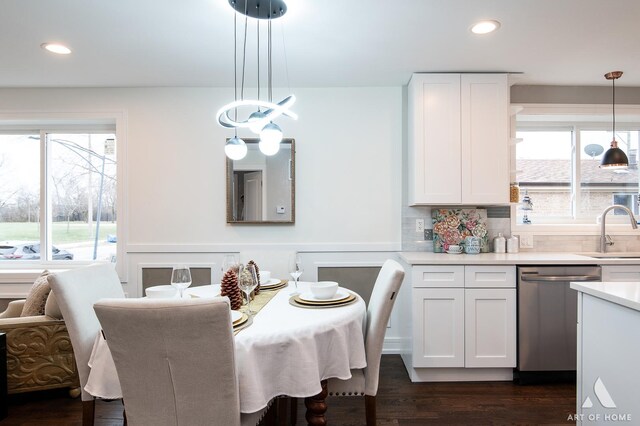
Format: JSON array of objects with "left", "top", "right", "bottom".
[
  {"left": 288, "top": 253, "right": 303, "bottom": 295},
  {"left": 238, "top": 264, "right": 258, "bottom": 315}
]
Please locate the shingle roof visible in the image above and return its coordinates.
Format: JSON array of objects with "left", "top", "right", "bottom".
[{"left": 517, "top": 159, "right": 638, "bottom": 184}]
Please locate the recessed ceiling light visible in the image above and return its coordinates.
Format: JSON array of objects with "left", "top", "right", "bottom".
[
  {"left": 41, "top": 43, "right": 72, "bottom": 55},
  {"left": 471, "top": 20, "right": 501, "bottom": 35}
]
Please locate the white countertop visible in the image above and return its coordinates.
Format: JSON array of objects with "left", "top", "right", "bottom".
[
  {"left": 399, "top": 251, "right": 640, "bottom": 265},
  {"left": 571, "top": 281, "right": 640, "bottom": 312}
]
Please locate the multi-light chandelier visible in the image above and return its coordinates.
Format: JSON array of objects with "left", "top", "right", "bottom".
[{"left": 217, "top": 0, "right": 297, "bottom": 160}]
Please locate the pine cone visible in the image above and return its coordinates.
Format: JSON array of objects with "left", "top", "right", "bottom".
[
  {"left": 220, "top": 269, "right": 243, "bottom": 311},
  {"left": 247, "top": 260, "right": 261, "bottom": 294}
]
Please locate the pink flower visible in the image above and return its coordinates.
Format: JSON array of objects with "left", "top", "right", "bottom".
[
  {"left": 444, "top": 215, "right": 460, "bottom": 229},
  {"left": 466, "top": 220, "right": 477, "bottom": 230},
  {"left": 433, "top": 222, "right": 447, "bottom": 235},
  {"left": 443, "top": 228, "right": 462, "bottom": 245}
]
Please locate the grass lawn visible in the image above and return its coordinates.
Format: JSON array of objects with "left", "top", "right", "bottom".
[{"left": 0, "top": 222, "right": 116, "bottom": 244}]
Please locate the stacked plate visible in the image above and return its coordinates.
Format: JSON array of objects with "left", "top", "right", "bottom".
[
  {"left": 231, "top": 310, "right": 249, "bottom": 328},
  {"left": 260, "top": 278, "right": 287, "bottom": 291},
  {"left": 292, "top": 288, "right": 357, "bottom": 308}
]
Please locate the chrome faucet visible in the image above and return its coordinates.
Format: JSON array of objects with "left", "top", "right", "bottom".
[{"left": 599, "top": 205, "right": 638, "bottom": 253}]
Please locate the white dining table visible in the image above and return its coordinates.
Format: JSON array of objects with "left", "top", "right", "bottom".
[{"left": 85, "top": 281, "right": 367, "bottom": 421}]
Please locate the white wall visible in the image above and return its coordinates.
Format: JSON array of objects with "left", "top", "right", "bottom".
[{"left": 0, "top": 87, "right": 402, "bottom": 249}]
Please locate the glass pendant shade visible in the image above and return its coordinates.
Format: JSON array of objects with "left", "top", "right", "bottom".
[
  {"left": 260, "top": 122, "right": 283, "bottom": 145},
  {"left": 225, "top": 136, "right": 248, "bottom": 160},
  {"left": 248, "top": 111, "right": 268, "bottom": 134},
  {"left": 259, "top": 139, "right": 281, "bottom": 156}
]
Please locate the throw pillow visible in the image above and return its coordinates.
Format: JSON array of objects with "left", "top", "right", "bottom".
[{"left": 21, "top": 270, "right": 52, "bottom": 317}]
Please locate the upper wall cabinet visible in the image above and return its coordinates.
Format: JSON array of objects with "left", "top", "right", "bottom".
[{"left": 408, "top": 73, "right": 509, "bottom": 205}]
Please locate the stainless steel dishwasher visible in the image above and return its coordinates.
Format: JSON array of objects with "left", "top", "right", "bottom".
[{"left": 516, "top": 265, "right": 601, "bottom": 382}]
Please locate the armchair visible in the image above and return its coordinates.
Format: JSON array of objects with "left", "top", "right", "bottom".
[{"left": 0, "top": 293, "right": 80, "bottom": 396}]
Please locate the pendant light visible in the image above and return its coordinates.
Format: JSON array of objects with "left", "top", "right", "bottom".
[
  {"left": 217, "top": 0, "right": 297, "bottom": 159},
  {"left": 600, "top": 71, "right": 628, "bottom": 169}
]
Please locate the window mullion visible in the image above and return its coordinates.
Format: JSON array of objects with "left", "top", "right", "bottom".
[
  {"left": 41, "top": 132, "right": 52, "bottom": 261},
  {"left": 573, "top": 127, "right": 581, "bottom": 219}
]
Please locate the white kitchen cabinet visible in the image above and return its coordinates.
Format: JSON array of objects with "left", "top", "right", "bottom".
[
  {"left": 412, "top": 288, "right": 465, "bottom": 367},
  {"left": 464, "top": 288, "right": 516, "bottom": 368},
  {"left": 601, "top": 265, "right": 640, "bottom": 282},
  {"left": 410, "top": 265, "right": 516, "bottom": 370},
  {"left": 407, "top": 73, "right": 509, "bottom": 205}
]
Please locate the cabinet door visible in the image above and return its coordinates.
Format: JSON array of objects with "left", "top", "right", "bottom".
[
  {"left": 464, "top": 288, "right": 516, "bottom": 368},
  {"left": 408, "top": 74, "right": 461, "bottom": 205},
  {"left": 460, "top": 74, "right": 509, "bottom": 204},
  {"left": 412, "top": 288, "right": 465, "bottom": 367},
  {"left": 601, "top": 265, "right": 640, "bottom": 282}
]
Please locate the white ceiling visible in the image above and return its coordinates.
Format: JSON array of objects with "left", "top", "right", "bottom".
[{"left": 2, "top": 0, "right": 640, "bottom": 88}]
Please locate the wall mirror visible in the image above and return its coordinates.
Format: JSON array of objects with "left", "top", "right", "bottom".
[{"left": 226, "top": 138, "right": 295, "bottom": 224}]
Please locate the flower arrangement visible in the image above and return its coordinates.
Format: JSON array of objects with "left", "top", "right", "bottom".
[{"left": 432, "top": 209, "right": 488, "bottom": 253}]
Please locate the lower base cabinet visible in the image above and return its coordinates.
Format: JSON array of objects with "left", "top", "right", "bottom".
[{"left": 410, "top": 266, "right": 517, "bottom": 372}]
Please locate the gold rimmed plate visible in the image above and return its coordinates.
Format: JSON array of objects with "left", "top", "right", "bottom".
[
  {"left": 260, "top": 279, "right": 287, "bottom": 290},
  {"left": 289, "top": 295, "right": 358, "bottom": 309},
  {"left": 299, "top": 289, "right": 351, "bottom": 304},
  {"left": 292, "top": 293, "right": 356, "bottom": 306},
  {"left": 233, "top": 312, "right": 249, "bottom": 328}
]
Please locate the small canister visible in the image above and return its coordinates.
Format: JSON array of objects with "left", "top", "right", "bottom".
[
  {"left": 507, "top": 235, "right": 519, "bottom": 253},
  {"left": 464, "top": 236, "right": 481, "bottom": 254},
  {"left": 493, "top": 233, "right": 506, "bottom": 253}
]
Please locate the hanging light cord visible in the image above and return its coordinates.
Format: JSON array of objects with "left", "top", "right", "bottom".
[
  {"left": 240, "top": 1, "right": 249, "bottom": 102},
  {"left": 257, "top": 12, "right": 260, "bottom": 109},
  {"left": 233, "top": 11, "right": 238, "bottom": 136},
  {"left": 280, "top": 20, "right": 292, "bottom": 95},
  {"left": 612, "top": 77, "right": 616, "bottom": 142},
  {"left": 268, "top": 0, "right": 273, "bottom": 103}
]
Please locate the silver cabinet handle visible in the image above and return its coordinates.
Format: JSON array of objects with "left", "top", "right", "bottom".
[{"left": 520, "top": 274, "right": 601, "bottom": 282}]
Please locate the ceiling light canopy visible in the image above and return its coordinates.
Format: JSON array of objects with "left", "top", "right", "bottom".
[
  {"left": 218, "top": 0, "right": 296, "bottom": 160},
  {"left": 600, "top": 71, "right": 629, "bottom": 170},
  {"left": 470, "top": 20, "right": 501, "bottom": 35},
  {"left": 41, "top": 43, "right": 72, "bottom": 55}
]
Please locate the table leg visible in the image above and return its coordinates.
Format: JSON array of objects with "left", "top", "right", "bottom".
[{"left": 304, "top": 380, "right": 328, "bottom": 426}]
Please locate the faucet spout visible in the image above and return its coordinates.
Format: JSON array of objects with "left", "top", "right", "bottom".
[{"left": 599, "top": 204, "right": 638, "bottom": 253}]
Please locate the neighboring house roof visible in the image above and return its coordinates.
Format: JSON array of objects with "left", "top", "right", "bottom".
[{"left": 517, "top": 159, "right": 638, "bottom": 184}]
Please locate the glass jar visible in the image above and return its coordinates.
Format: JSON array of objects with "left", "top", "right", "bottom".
[{"left": 510, "top": 183, "right": 520, "bottom": 203}]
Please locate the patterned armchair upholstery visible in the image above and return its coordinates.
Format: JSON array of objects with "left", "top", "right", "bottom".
[{"left": 0, "top": 293, "right": 80, "bottom": 395}]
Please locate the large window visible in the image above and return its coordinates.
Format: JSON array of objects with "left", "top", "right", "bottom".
[
  {"left": 515, "top": 119, "right": 639, "bottom": 226},
  {"left": 0, "top": 132, "right": 117, "bottom": 262}
]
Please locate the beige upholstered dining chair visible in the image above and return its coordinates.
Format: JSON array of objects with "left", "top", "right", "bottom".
[
  {"left": 93, "top": 297, "right": 271, "bottom": 426},
  {"left": 325, "top": 259, "right": 405, "bottom": 426},
  {"left": 48, "top": 263, "right": 125, "bottom": 426}
]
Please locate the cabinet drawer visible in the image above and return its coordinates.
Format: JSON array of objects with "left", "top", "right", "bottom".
[
  {"left": 412, "top": 266, "right": 464, "bottom": 288},
  {"left": 465, "top": 266, "right": 515, "bottom": 288}
]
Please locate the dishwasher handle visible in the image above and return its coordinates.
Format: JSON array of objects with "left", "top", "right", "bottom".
[{"left": 520, "top": 274, "right": 601, "bottom": 282}]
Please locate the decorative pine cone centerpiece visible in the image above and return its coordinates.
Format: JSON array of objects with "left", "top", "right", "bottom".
[
  {"left": 247, "top": 260, "right": 261, "bottom": 294},
  {"left": 220, "top": 269, "right": 243, "bottom": 310}
]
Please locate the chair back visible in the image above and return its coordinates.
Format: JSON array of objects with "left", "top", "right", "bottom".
[
  {"left": 94, "top": 297, "right": 241, "bottom": 426},
  {"left": 363, "top": 259, "right": 404, "bottom": 396},
  {"left": 48, "top": 263, "right": 125, "bottom": 401}
]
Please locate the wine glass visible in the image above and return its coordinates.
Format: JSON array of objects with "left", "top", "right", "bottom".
[
  {"left": 238, "top": 263, "right": 259, "bottom": 316},
  {"left": 171, "top": 266, "right": 192, "bottom": 299},
  {"left": 288, "top": 253, "right": 303, "bottom": 295},
  {"left": 221, "top": 254, "right": 238, "bottom": 279}
]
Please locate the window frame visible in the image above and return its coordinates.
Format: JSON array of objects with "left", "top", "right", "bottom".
[
  {"left": 0, "top": 112, "right": 127, "bottom": 280},
  {"left": 512, "top": 104, "right": 640, "bottom": 236}
]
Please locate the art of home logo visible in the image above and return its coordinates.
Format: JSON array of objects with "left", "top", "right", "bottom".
[{"left": 567, "top": 377, "right": 632, "bottom": 422}]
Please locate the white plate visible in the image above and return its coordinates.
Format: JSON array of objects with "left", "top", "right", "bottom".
[
  {"left": 231, "top": 310, "right": 242, "bottom": 324},
  {"left": 260, "top": 278, "right": 281, "bottom": 286},
  {"left": 299, "top": 288, "right": 350, "bottom": 303},
  {"left": 446, "top": 250, "right": 462, "bottom": 255}
]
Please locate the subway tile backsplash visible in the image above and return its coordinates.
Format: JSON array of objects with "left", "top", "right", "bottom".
[{"left": 401, "top": 205, "right": 640, "bottom": 252}]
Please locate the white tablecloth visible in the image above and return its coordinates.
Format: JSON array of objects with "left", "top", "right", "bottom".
[{"left": 85, "top": 282, "right": 367, "bottom": 413}]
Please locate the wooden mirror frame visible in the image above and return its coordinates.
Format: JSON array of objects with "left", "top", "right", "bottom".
[{"left": 226, "top": 138, "right": 295, "bottom": 224}]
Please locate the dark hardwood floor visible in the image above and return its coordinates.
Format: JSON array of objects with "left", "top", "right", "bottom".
[{"left": 3, "top": 355, "right": 575, "bottom": 425}]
